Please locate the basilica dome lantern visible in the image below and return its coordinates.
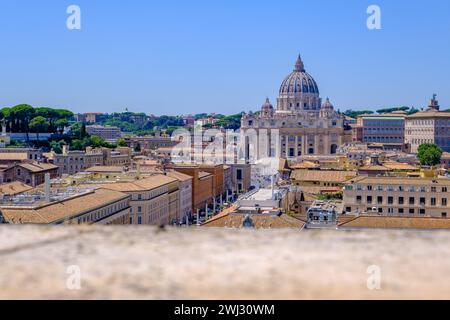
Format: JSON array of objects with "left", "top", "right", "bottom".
[{"left": 261, "top": 98, "right": 274, "bottom": 118}]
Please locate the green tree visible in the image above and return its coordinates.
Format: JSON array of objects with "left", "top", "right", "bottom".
[
  {"left": 343, "top": 109, "right": 374, "bottom": 119},
  {"left": 50, "top": 140, "right": 65, "bottom": 154},
  {"left": 117, "top": 138, "right": 127, "bottom": 147},
  {"left": 89, "top": 135, "right": 106, "bottom": 148},
  {"left": 70, "top": 139, "right": 84, "bottom": 150},
  {"left": 417, "top": 143, "right": 443, "bottom": 166},
  {"left": 29, "top": 116, "right": 50, "bottom": 141},
  {"left": 55, "top": 119, "right": 69, "bottom": 134}
]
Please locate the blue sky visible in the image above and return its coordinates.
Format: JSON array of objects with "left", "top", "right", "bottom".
[{"left": 0, "top": 0, "right": 449, "bottom": 115}]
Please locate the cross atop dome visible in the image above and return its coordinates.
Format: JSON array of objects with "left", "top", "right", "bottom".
[{"left": 294, "top": 54, "right": 305, "bottom": 72}]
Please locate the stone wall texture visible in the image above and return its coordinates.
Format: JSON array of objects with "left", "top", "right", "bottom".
[{"left": 1, "top": 226, "right": 450, "bottom": 299}]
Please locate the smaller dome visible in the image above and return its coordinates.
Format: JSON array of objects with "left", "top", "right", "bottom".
[
  {"left": 261, "top": 98, "right": 274, "bottom": 110},
  {"left": 321, "top": 98, "right": 334, "bottom": 110}
]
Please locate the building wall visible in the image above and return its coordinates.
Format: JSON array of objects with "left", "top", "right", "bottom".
[
  {"left": 172, "top": 166, "right": 214, "bottom": 212},
  {"left": 344, "top": 179, "right": 450, "bottom": 217},
  {"left": 405, "top": 115, "right": 450, "bottom": 153},
  {"left": 361, "top": 116, "right": 405, "bottom": 144},
  {"left": 86, "top": 125, "right": 121, "bottom": 141},
  {"left": 0, "top": 166, "right": 58, "bottom": 186}
]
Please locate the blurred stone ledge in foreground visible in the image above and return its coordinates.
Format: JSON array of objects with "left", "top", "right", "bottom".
[{"left": 1, "top": 226, "right": 450, "bottom": 300}]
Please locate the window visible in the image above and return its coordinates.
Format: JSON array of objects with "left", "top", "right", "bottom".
[
  {"left": 367, "top": 196, "right": 372, "bottom": 204},
  {"left": 442, "top": 187, "right": 448, "bottom": 192},
  {"left": 409, "top": 208, "right": 415, "bottom": 214},
  {"left": 388, "top": 197, "right": 394, "bottom": 205},
  {"left": 409, "top": 197, "right": 415, "bottom": 205},
  {"left": 420, "top": 209, "right": 426, "bottom": 215},
  {"left": 377, "top": 185, "right": 383, "bottom": 191},
  {"left": 138, "top": 206, "right": 142, "bottom": 213},
  {"left": 138, "top": 216, "right": 142, "bottom": 224},
  {"left": 443, "top": 198, "right": 448, "bottom": 206},
  {"left": 377, "top": 196, "right": 383, "bottom": 205},
  {"left": 442, "top": 212, "right": 447, "bottom": 218},
  {"left": 367, "top": 185, "right": 373, "bottom": 191},
  {"left": 399, "top": 186, "right": 404, "bottom": 191},
  {"left": 431, "top": 187, "right": 437, "bottom": 193},
  {"left": 237, "top": 169, "right": 243, "bottom": 180},
  {"left": 356, "top": 196, "right": 362, "bottom": 204},
  {"left": 399, "top": 208, "right": 404, "bottom": 214},
  {"left": 398, "top": 197, "right": 404, "bottom": 205},
  {"left": 420, "top": 197, "right": 426, "bottom": 205},
  {"left": 431, "top": 198, "right": 437, "bottom": 206}
]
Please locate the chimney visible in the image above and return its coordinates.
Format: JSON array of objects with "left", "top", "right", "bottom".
[
  {"left": 62, "top": 144, "right": 68, "bottom": 155},
  {"left": 44, "top": 173, "right": 51, "bottom": 202},
  {"left": 137, "top": 162, "right": 141, "bottom": 176}
]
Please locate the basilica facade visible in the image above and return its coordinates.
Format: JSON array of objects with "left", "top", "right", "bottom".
[{"left": 241, "top": 55, "right": 348, "bottom": 160}]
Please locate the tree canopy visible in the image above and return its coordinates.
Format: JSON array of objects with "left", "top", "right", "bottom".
[{"left": 417, "top": 143, "right": 443, "bottom": 166}]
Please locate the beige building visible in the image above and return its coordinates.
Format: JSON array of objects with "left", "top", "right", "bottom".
[
  {"left": 0, "top": 188, "right": 131, "bottom": 225},
  {"left": 98, "top": 175, "right": 180, "bottom": 225},
  {"left": 86, "top": 125, "right": 121, "bottom": 141},
  {"left": 343, "top": 176, "right": 450, "bottom": 218},
  {"left": 405, "top": 95, "right": 450, "bottom": 153},
  {"left": 166, "top": 170, "right": 193, "bottom": 223},
  {"left": 241, "top": 55, "right": 350, "bottom": 161}
]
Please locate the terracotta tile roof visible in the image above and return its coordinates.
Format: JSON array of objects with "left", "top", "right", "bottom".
[
  {"left": 203, "top": 213, "right": 305, "bottom": 229},
  {"left": 406, "top": 110, "right": 450, "bottom": 118},
  {"left": 98, "top": 174, "right": 178, "bottom": 192},
  {"left": 339, "top": 215, "right": 450, "bottom": 230},
  {"left": 0, "top": 188, "right": 129, "bottom": 224},
  {"left": 166, "top": 171, "right": 193, "bottom": 182},
  {"left": 382, "top": 161, "right": 418, "bottom": 171},
  {"left": 19, "top": 163, "right": 58, "bottom": 172},
  {"left": 291, "top": 161, "right": 320, "bottom": 170},
  {"left": 291, "top": 170, "right": 357, "bottom": 183},
  {"left": 0, "top": 182, "right": 33, "bottom": 196},
  {"left": 358, "top": 165, "right": 392, "bottom": 171},
  {"left": 347, "top": 176, "right": 450, "bottom": 186}
]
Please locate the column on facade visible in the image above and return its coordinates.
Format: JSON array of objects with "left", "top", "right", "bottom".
[
  {"left": 323, "top": 134, "right": 330, "bottom": 155},
  {"left": 301, "top": 135, "right": 307, "bottom": 156},
  {"left": 285, "top": 135, "right": 289, "bottom": 158},
  {"left": 314, "top": 135, "right": 320, "bottom": 155},
  {"left": 295, "top": 135, "right": 299, "bottom": 158}
]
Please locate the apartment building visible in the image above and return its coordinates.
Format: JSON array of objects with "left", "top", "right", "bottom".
[
  {"left": 86, "top": 125, "right": 121, "bottom": 141},
  {"left": 0, "top": 188, "right": 131, "bottom": 225},
  {"left": 51, "top": 147, "right": 104, "bottom": 175},
  {"left": 356, "top": 113, "right": 406, "bottom": 146},
  {"left": 166, "top": 170, "right": 193, "bottom": 222},
  {"left": 405, "top": 96, "right": 450, "bottom": 153},
  {"left": 0, "top": 148, "right": 44, "bottom": 166},
  {"left": 98, "top": 175, "right": 180, "bottom": 225},
  {"left": 126, "top": 135, "right": 176, "bottom": 150},
  {"left": 170, "top": 164, "right": 214, "bottom": 212},
  {"left": 343, "top": 176, "right": 450, "bottom": 217},
  {"left": 0, "top": 162, "right": 59, "bottom": 186}
]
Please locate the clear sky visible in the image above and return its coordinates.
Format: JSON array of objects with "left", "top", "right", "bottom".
[{"left": 1, "top": 0, "right": 449, "bottom": 115}]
